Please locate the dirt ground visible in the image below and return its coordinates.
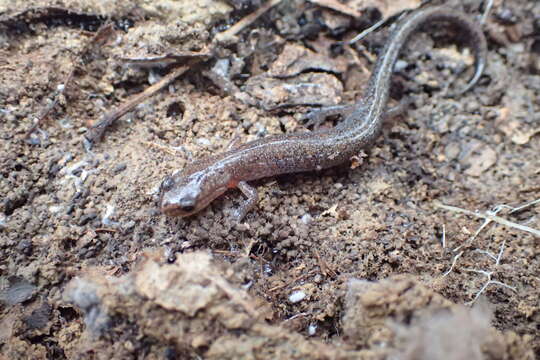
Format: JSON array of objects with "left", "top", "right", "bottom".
[{"left": 1, "top": 0, "right": 539, "bottom": 359}]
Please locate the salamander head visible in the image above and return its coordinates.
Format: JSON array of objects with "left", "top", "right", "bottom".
[{"left": 159, "top": 168, "right": 229, "bottom": 217}]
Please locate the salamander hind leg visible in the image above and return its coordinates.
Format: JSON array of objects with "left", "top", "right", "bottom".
[
  {"left": 232, "top": 181, "right": 258, "bottom": 221},
  {"left": 301, "top": 100, "right": 408, "bottom": 129},
  {"left": 300, "top": 104, "right": 357, "bottom": 129}
]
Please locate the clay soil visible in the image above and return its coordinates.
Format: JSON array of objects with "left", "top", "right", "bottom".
[{"left": 0, "top": 0, "right": 539, "bottom": 359}]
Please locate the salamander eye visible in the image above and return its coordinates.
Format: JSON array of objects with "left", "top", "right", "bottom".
[
  {"left": 160, "top": 176, "right": 174, "bottom": 192},
  {"left": 180, "top": 204, "right": 194, "bottom": 212}
]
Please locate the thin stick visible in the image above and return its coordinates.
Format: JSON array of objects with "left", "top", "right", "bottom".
[
  {"left": 283, "top": 312, "right": 308, "bottom": 322},
  {"left": 495, "top": 239, "right": 506, "bottom": 266},
  {"left": 509, "top": 198, "right": 540, "bottom": 214},
  {"left": 348, "top": 17, "right": 387, "bottom": 44},
  {"left": 453, "top": 212, "right": 496, "bottom": 252},
  {"left": 215, "top": 0, "right": 283, "bottom": 42},
  {"left": 481, "top": 0, "right": 494, "bottom": 24},
  {"left": 85, "top": 64, "right": 189, "bottom": 144},
  {"left": 348, "top": 7, "right": 414, "bottom": 45},
  {"left": 441, "top": 224, "right": 446, "bottom": 248},
  {"left": 442, "top": 250, "right": 463, "bottom": 277},
  {"left": 434, "top": 202, "right": 540, "bottom": 238}
]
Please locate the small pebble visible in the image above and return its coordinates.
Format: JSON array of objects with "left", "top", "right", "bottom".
[{"left": 114, "top": 163, "right": 127, "bottom": 174}]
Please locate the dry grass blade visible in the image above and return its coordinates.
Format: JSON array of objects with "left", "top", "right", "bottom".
[{"left": 434, "top": 201, "right": 540, "bottom": 238}]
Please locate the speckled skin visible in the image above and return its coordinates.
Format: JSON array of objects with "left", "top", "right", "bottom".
[{"left": 160, "top": 6, "right": 487, "bottom": 218}]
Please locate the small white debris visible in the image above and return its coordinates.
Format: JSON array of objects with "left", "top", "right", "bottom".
[
  {"left": 301, "top": 213, "right": 313, "bottom": 224},
  {"left": 58, "top": 117, "right": 73, "bottom": 129},
  {"left": 102, "top": 204, "right": 119, "bottom": 227},
  {"left": 49, "top": 205, "right": 63, "bottom": 214},
  {"left": 148, "top": 70, "right": 161, "bottom": 84},
  {"left": 64, "top": 160, "right": 86, "bottom": 176},
  {"left": 196, "top": 138, "right": 211, "bottom": 146},
  {"left": 212, "top": 58, "right": 230, "bottom": 77},
  {"left": 242, "top": 281, "right": 253, "bottom": 290},
  {"left": 147, "top": 182, "right": 162, "bottom": 196},
  {"left": 308, "top": 323, "right": 317, "bottom": 336},
  {"left": 254, "top": 123, "right": 267, "bottom": 136},
  {"left": 112, "top": 35, "right": 122, "bottom": 46},
  {"left": 289, "top": 290, "right": 306, "bottom": 303}
]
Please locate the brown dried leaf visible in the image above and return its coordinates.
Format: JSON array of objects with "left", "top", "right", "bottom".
[{"left": 268, "top": 43, "right": 347, "bottom": 78}]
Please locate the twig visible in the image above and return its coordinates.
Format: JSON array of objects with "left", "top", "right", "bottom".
[
  {"left": 348, "top": 7, "right": 414, "bottom": 45},
  {"left": 434, "top": 202, "right": 540, "bottom": 238},
  {"left": 213, "top": 249, "right": 241, "bottom": 257},
  {"left": 441, "top": 224, "right": 446, "bottom": 248},
  {"left": 268, "top": 270, "right": 316, "bottom": 292},
  {"left": 348, "top": 17, "right": 387, "bottom": 44},
  {"left": 214, "top": 0, "right": 283, "bottom": 43},
  {"left": 95, "top": 227, "right": 118, "bottom": 233},
  {"left": 481, "top": 0, "right": 494, "bottom": 24},
  {"left": 495, "top": 239, "right": 506, "bottom": 265},
  {"left": 85, "top": 64, "right": 190, "bottom": 145},
  {"left": 509, "top": 198, "right": 540, "bottom": 214},
  {"left": 283, "top": 312, "right": 308, "bottom": 322}
]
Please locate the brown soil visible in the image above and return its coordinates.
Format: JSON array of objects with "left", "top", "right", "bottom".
[{"left": 1, "top": 0, "right": 539, "bottom": 359}]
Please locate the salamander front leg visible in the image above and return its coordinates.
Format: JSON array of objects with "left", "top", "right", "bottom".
[{"left": 232, "top": 181, "right": 258, "bottom": 221}]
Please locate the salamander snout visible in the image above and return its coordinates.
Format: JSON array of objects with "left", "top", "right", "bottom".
[
  {"left": 159, "top": 175, "right": 202, "bottom": 217},
  {"left": 160, "top": 168, "right": 231, "bottom": 218}
]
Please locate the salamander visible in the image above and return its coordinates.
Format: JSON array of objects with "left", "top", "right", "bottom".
[{"left": 159, "top": 6, "right": 487, "bottom": 219}]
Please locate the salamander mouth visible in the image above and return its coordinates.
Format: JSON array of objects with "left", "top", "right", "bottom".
[
  {"left": 160, "top": 187, "right": 228, "bottom": 217},
  {"left": 161, "top": 204, "right": 196, "bottom": 217}
]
